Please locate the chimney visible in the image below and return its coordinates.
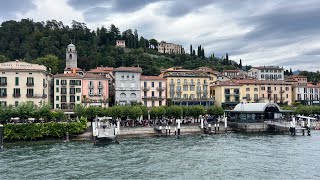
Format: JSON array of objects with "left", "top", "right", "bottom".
[{"left": 72, "top": 68, "right": 76, "bottom": 74}]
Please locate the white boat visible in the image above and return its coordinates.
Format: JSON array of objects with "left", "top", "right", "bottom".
[{"left": 92, "top": 116, "right": 119, "bottom": 145}]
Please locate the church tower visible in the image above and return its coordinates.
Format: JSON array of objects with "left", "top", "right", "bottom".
[{"left": 65, "top": 43, "right": 77, "bottom": 69}]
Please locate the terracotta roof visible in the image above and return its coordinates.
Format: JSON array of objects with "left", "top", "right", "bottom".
[
  {"left": 113, "top": 66, "right": 142, "bottom": 73},
  {"left": 212, "top": 81, "right": 241, "bottom": 86},
  {"left": 306, "top": 83, "right": 320, "bottom": 88},
  {"left": 288, "top": 75, "right": 307, "bottom": 79},
  {"left": 235, "top": 79, "right": 292, "bottom": 85},
  {"left": 53, "top": 73, "right": 82, "bottom": 78},
  {"left": 223, "top": 70, "right": 240, "bottom": 72},
  {"left": 83, "top": 73, "right": 107, "bottom": 79},
  {"left": 87, "top": 67, "right": 114, "bottom": 73},
  {"left": 140, "top": 76, "right": 165, "bottom": 81}
]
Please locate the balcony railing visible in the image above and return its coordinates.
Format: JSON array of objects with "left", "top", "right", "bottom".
[
  {"left": 142, "top": 86, "right": 150, "bottom": 91},
  {"left": 156, "top": 86, "right": 166, "bottom": 91},
  {"left": 0, "top": 82, "right": 7, "bottom": 86},
  {"left": 13, "top": 93, "right": 21, "bottom": 98},
  {"left": 26, "top": 82, "right": 34, "bottom": 87},
  {"left": 26, "top": 93, "right": 34, "bottom": 98},
  {"left": 61, "top": 91, "right": 67, "bottom": 95}
]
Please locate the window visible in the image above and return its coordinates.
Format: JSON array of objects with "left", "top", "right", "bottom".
[
  {"left": 56, "top": 104, "right": 59, "bottom": 109},
  {"left": 15, "top": 77, "right": 19, "bottom": 86},
  {"left": 254, "top": 94, "right": 258, "bottom": 100},
  {"left": 56, "top": 87, "right": 59, "bottom": 93},
  {"left": 152, "top": 82, "right": 154, "bottom": 87},
  {"left": 131, "top": 82, "right": 135, "bottom": 88},
  {"left": 254, "top": 88, "right": 258, "bottom": 91},
  {"left": 27, "top": 77, "right": 34, "bottom": 85},
  {"left": 56, "top": 79, "right": 59, "bottom": 85},
  {"left": 13, "top": 88, "right": 20, "bottom": 97},
  {"left": 89, "top": 89, "right": 93, "bottom": 96},
  {"left": 159, "top": 82, "right": 162, "bottom": 87},
  {"left": 0, "top": 88, "right": 7, "bottom": 97},
  {"left": 177, "top": 79, "right": 181, "bottom": 85},
  {"left": 246, "top": 88, "right": 250, "bottom": 91},
  {"left": 61, "top": 95, "right": 66, "bottom": 102},
  {"left": 69, "top": 54, "right": 72, "bottom": 59},
  {"left": 27, "top": 89, "right": 34, "bottom": 97},
  {"left": 159, "top": 101, "right": 162, "bottom": 106},
  {"left": 61, "top": 88, "right": 67, "bottom": 94},
  {"left": 274, "top": 87, "right": 277, "bottom": 91},
  {"left": 152, "top": 101, "right": 155, "bottom": 107},
  {"left": 98, "top": 88, "right": 102, "bottom": 95},
  {"left": 0, "top": 101, "right": 7, "bottom": 107},
  {"left": 61, "top": 80, "right": 67, "bottom": 85},
  {"left": 183, "top": 85, "right": 188, "bottom": 91},
  {"left": 190, "top": 86, "right": 195, "bottom": 91},
  {"left": 261, "top": 74, "right": 264, "bottom": 79},
  {"left": 183, "top": 94, "right": 188, "bottom": 99},
  {"left": 15, "top": 101, "right": 19, "bottom": 107},
  {"left": 0, "top": 77, "right": 7, "bottom": 85},
  {"left": 132, "top": 75, "right": 134, "bottom": 79},
  {"left": 127, "top": 75, "right": 129, "bottom": 78},
  {"left": 56, "top": 96, "right": 59, "bottom": 101},
  {"left": 285, "top": 87, "right": 289, "bottom": 91},
  {"left": 152, "top": 91, "right": 155, "bottom": 97},
  {"left": 76, "top": 88, "right": 81, "bottom": 93},
  {"left": 70, "top": 88, "right": 75, "bottom": 94},
  {"left": 121, "top": 74, "right": 124, "bottom": 78},
  {"left": 261, "top": 87, "right": 265, "bottom": 90}
]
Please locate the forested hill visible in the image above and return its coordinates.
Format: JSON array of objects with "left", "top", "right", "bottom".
[{"left": 0, "top": 19, "right": 242, "bottom": 75}]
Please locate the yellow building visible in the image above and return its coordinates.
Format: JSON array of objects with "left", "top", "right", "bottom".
[
  {"left": 210, "top": 79, "right": 293, "bottom": 108},
  {"left": 210, "top": 81, "right": 242, "bottom": 109},
  {"left": 160, "top": 67, "right": 215, "bottom": 106}
]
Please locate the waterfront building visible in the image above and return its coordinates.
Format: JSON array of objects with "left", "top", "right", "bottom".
[
  {"left": 53, "top": 73, "right": 82, "bottom": 110},
  {"left": 82, "top": 74, "right": 109, "bottom": 107},
  {"left": 116, "top": 40, "right": 126, "bottom": 48},
  {"left": 287, "top": 75, "right": 307, "bottom": 86},
  {"left": 160, "top": 67, "right": 214, "bottom": 106},
  {"left": 140, "top": 76, "right": 166, "bottom": 107},
  {"left": 248, "top": 66, "right": 284, "bottom": 80},
  {"left": 222, "top": 70, "right": 241, "bottom": 78},
  {"left": 113, "top": 67, "right": 142, "bottom": 105},
  {"left": 158, "top": 41, "right": 184, "bottom": 54},
  {"left": 210, "top": 81, "right": 242, "bottom": 109},
  {"left": 0, "top": 60, "right": 51, "bottom": 107},
  {"left": 225, "top": 102, "right": 292, "bottom": 123},
  {"left": 293, "top": 83, "right": 320, "bottom": 105}
]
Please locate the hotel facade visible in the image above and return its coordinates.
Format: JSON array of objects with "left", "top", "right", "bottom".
[{"left": 140, "top": 76, "right": 166, "bottom": 107}]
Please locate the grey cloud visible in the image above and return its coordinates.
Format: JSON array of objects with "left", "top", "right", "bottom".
[
  {"left": 0, "top": 0, "right": 35, "bottom": 19},
  {"left": 83, "top": 7, "right": 111, "bottom": 22}
]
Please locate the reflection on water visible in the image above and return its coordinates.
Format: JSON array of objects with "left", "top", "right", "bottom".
[{"left": 1, "top": 132, "right": 320, "bottom": 179}]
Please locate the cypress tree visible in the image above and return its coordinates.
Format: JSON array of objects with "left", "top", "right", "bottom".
[
  {"left": 193, "top": 50, "right": 196, "bottom": 56},
  {"left": 190, "top": 44, "right": 193, "bottom": 55},
  {"left": 201, "top": 48, "right": 205, "bottom": 59},
  {"left": 239, "top": 59, "right": 242, "bottom": 69}
]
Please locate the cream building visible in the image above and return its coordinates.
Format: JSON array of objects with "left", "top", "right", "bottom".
[
  {"left": 158, "top": 41, "right": 184, "bottom": 54},
  {"left": 53, "top": 73, "right": 82, "bottom": 110},
  {"left": 0, "top": 60, "right": 51, "bottom": 107},
  {"left": 248, "top": 66, "right": 284, "bottom": 80},
  {"left": 116, "top": 40, "right": 126, "bottom": 48}
]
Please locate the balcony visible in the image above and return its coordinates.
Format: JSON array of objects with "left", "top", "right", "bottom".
[
  {"left": 13, "top": 93, "right": 21, "bottom": 98},
  {"left": 0, "top": 82, "right": 7, "bottom": 86},
  {"left": 267, "top": 90, "right": 272, "bottom": 93},
  {"left": 0, "top": 93, "right": 7, "bottom": 98},
  {"left": 61, "top": 91, "right": 67, "bottom": 95},
  {"left": 142, "top": 86, "right": 150, "bottom": 91},
  {"left": 26, "top": 82, "right": 34, "bottom": 87},
  {"left": 70, "top": 91, "right": 75, "bottom": 95},
  {"left": 26, "top": 93, "right": 34, "bottom": 98},
  {"left": 89, "top": 84, "right": 94, "bottom": 89},
  {"left": 156, "top": 86, "right": 166, "bottom": 91}
]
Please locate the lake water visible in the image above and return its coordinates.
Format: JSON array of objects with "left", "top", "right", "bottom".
[{"left": 1, "top": 132, "right": 320, "bottom": 179}]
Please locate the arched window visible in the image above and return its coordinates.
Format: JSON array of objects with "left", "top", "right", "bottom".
[{"left": 69, "top": 54, "right": 72, "bottom": 59}]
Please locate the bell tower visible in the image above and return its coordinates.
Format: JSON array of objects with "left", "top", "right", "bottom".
[{"left": 66, "top": 43, "right": 77, "bottom": 69}]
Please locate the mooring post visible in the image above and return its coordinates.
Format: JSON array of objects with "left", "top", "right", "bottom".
[
  {"left": 168, "top": 126, "right": 171, "bottom": 135},
  {"left": 224, "top": 117, "right": 228, "bottom": 133},
  {"left": 200, "top": 118, "right": 204, "bottom": 134},
  {"left": 177, "top": 119, "right": 181, "bottom": 137},
  {"left": 214, "top": 123, "right": 217, "bottom": 134},
  {"left": 66, "top": 132, "right": 70, "bottom": 142},
  {"left": 217, "top": 123, "right": 220, "bottom": 132},
  {"left": 208, "top": 124, "right": 211, "bottom": 135},
  {"left": 0, "top": 124, "right": 3, "bottom": 149},
  {"left": 307, "top": 118, "right": 311, "bottom": 136},
  {"left": 174, "top": 127, "right": 177, "bottom": 136},
  {"left": 165, "top": 126, "right": 168, "bottom": 137}
]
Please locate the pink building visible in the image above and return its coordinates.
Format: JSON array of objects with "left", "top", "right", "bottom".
[
  {"left": 82, "top": 74, "right": 109, "bottom": 107},
  {"left": 141, "top": 76, "right": 166, "bottom": 107}
]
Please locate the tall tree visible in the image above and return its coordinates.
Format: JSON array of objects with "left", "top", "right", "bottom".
[
  {"left": 239, "top": 59, "right": 242, "bottom": 69},
  {"left": 190, "top": 44, "right": 193, "bottom": 55}
]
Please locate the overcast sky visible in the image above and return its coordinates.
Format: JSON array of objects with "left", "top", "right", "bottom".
[{"left": 1, "top": 0, "right": 320, "bottom": 71}]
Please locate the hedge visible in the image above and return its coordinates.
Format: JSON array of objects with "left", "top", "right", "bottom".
[{"left": 4, "top": 117, "right": 87, "bottom": 141}]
